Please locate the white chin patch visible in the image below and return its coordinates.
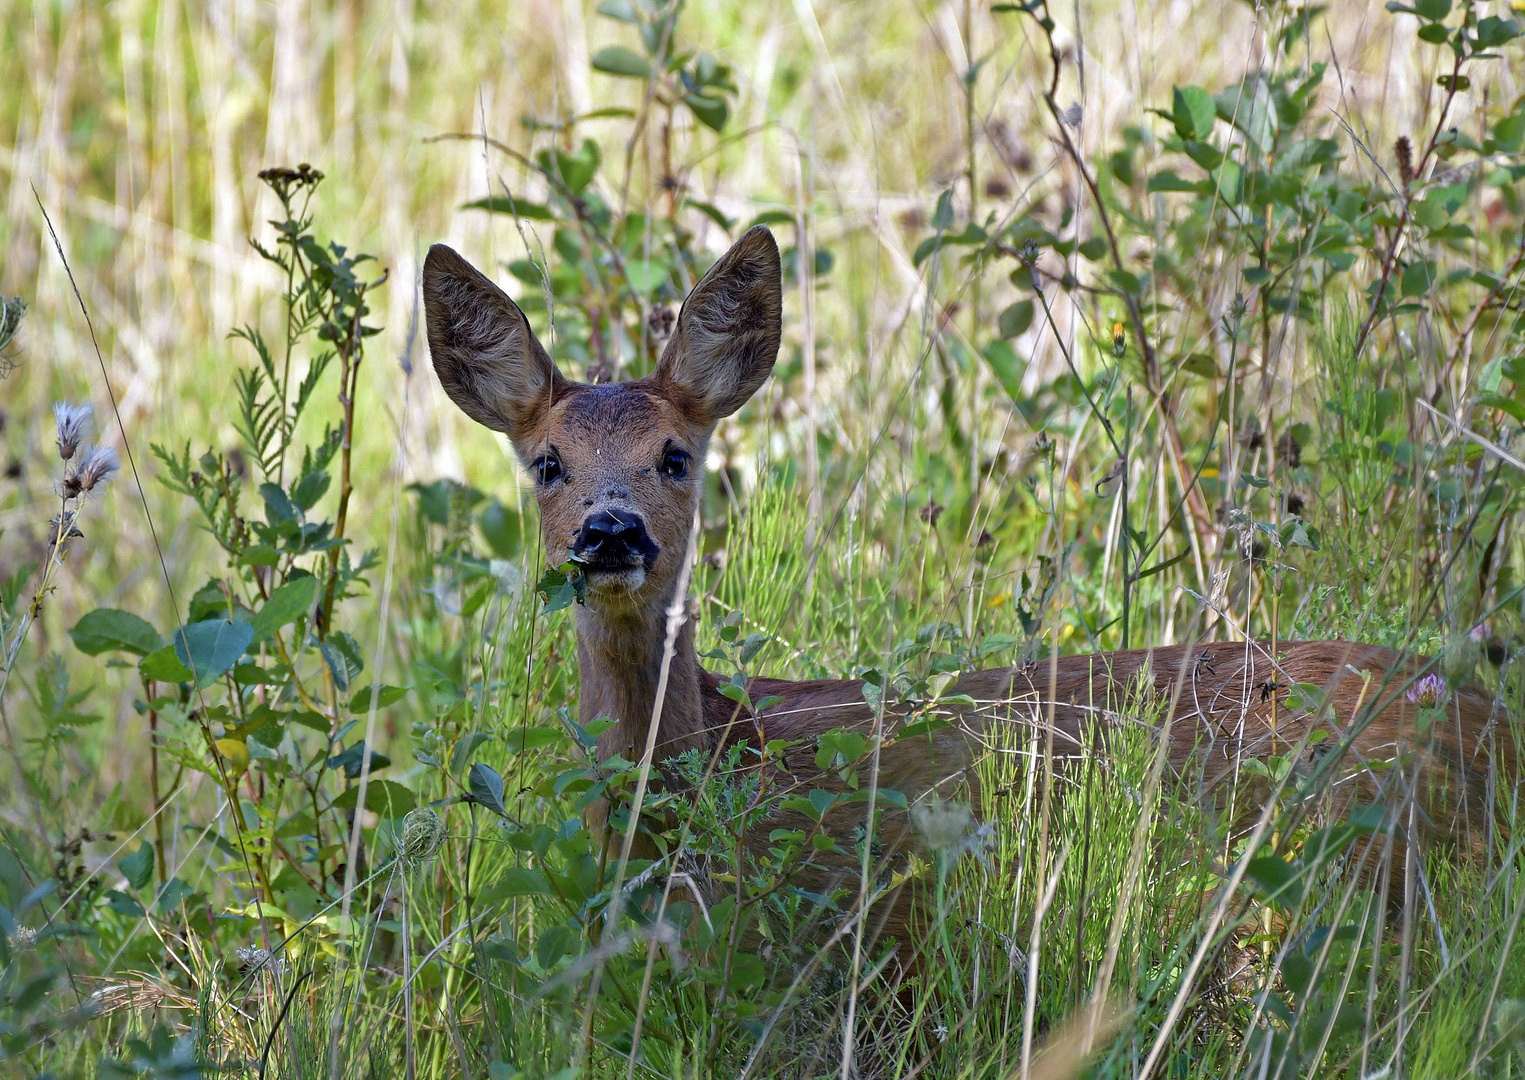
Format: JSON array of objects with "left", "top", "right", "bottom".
[{"left": 583, "top": 566, "right": 647, "bottom": 599}]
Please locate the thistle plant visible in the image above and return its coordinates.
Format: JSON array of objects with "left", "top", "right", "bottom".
[{"left": 1, "top": 400, "right": 117, "bottom": 699}]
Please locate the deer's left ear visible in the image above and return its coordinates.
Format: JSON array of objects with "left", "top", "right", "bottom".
[{"left": 656, "top": 225, "right": 782, "bottom": 422}]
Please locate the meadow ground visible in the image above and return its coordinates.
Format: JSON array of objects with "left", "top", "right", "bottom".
[{"left": 3, "top": 0, "right": 1525, "bottom": 1076}]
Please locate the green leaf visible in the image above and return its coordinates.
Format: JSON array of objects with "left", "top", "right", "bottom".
[
  {"left": 536, "top": 565, "right": 585, "bottom": 612},
  {"left": 173, "top": 620, "right": 255, "bottom": 687},
  {"left": 809, "top": 789, "right": 838, "bottom": 818},
  {"left": 331, "top": 780, "right": 416, "bottom": 817},
  {"left": 1284, "top": 681, "right": 1329, "bottom": 712},
  {"left": 1180, "top": 353, "right": 1218, "bottom": 378},
  {"left": 1400, "top": 260, "right": 1438, "bottom": 297},
  {"left": 250, "top": 575, "right": 319, "bottom": 645},
  {"left": 591, "top": 46, "right": 651, "bottom": 79},
  {"left": 1416, "top": 22, "right": 1451, "bottom": 43},
  {"left": 139, "top": 644, "right": 194, "bottom": 683},
  {"left": 104, "top": 890, "right": 144, "bottom": 917},
  {"left": 450, "top": 731, "right": 493, "bottom": 775},
  {"left": 931, "top": 189, "right": 955, "bottom": 231},
  {"left": 1413, "top": 0, "right": 1450, "bottom": 18},
  {"left": 1077, "top": 236, "right": 1109, "bottom": 261},
  {"left": 119, "top": 843, "right": 155, "bottom": 891},
  {"left": 70, "top": 609, "right": 163, "bottom": 657},
  {"left": 349, "top": 684, "right": 410, "bottom": 712},
  {"left": 260, "top": 482, "right": 298, "bottom": 525},
  {"left": 1247, "top": 854, "right": 1302, "bottom": 906},
  {"left": 538, "top": 139, "right": 602, "bottom": 195},
  {"left": 290, "top": 470, "right": 330, "bottom": 511},
  {"left": 1476, "top": 392, "right": 1525, "bottom": 424},
  {"left": 1474, "top": 16, "right": 1519, "bottom": 47},
  {"left": 327, "top": 742, "right": 390, "bottom": 779},
  {"left": 461, "top": 196, "right": 555, "bottom": 219},
  {"left": 684, "top": 199, "right": 735, "bottom": 231},
  {"left": 469, "top": 762, "right": 508, "bottom": 817},
  {"left": 977, "top": 633, "right": 1021, "bottom": 658},
  {"left": 503, "top": 726, "right": 565, "bottom": 754},
  {"left": 981, "top": 341, "right": 1027, "bottom": 400},
  {"left": 625, "top": 259, "right": 670, "bottom": 295},
  {"left": 1172, "top": 85, "right": 1217, "bottom": 141},
  {"left": 595, "top": 0, "right": 640, "bottom": 20},
  {"left": 484, "top": 867, "right": 554, "bottom": 901},
  {"left": 684, "top": 93, "right": 729, "bottom": 132},
  {"left": 997, "top": 299, "right": 1035, "bottom": 339},
  {"left": 237, "top": 544, "right": 281, "bottom": 567},
  {"left": 1147, "top": 170, "right": 1204, "bottom": 194}
]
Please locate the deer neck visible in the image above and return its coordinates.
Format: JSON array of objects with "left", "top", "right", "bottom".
[{"left": 575, "top": 601, "right": 710, "bottom": 767}]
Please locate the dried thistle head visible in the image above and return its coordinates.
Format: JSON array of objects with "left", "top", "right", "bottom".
[
  {"left": 53, "top": 402, "right": 93, "bottom": 461},
  {"left": 62, "top": 444, "right": 119, "bottom": 497}
]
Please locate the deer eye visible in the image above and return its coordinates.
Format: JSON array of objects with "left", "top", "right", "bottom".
[
  {"left": 533, "top": 453, "right": 563, "bottom": 485},
  {"left": 660, "top": 444, "right": 691, "bottom": 479}
]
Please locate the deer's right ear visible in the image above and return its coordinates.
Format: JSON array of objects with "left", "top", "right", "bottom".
[{"left": 423, "top": 244, "right": 567, "bottom": 450}]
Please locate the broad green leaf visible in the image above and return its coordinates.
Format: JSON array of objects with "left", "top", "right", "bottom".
[
  {"left": 330, "top": 779, "right": 415, "bottom": 817},
  {"left": 595, "top": 0, "right": 640, "bottom": 20},
  {"left": 625, "top": 259, "right": 670, "bottom": 294},
  {"left": 70, "top": 609, "right": 162, "bottom": 657},
  {"left": 450, "top": 731, "right": 494, "bottom": 775},
  {"left": 250, "top": 575, "right": 319, "bottom": 644},
  {"left": 503, "top": 726, "right": 565, "bottom": 754},
  {"left": 1171, "top": 85, "right": 1217, "bottom": 141},
  {"left": 484, "top": 867, "right": 554, "bottom": 901},
  {"left": 469, "top": 762, "right": 508, "bottom": 816},
  {"left": 591, "top": 46, "right": 651, "bottom": 79},
  {"left": 139, "top": 644, "right": 194, "bottom": 683},
  {"left": 119, "top": 843, "right": 155, "bottom": 891},
  {"left": 685, "top": 92, "right": 729, "bottom": 131},
  {"left": 348, "top": 684, "right": 410, "bottom": 712},
  {"left": 173, "top": 619, "right": 256, "bottom": 687},
  {"left": 982, "top": 341, "right": 1027, "bottom": 400},
  {"left": 997, "top": 299, "right": 1034, "bottom": 339}
]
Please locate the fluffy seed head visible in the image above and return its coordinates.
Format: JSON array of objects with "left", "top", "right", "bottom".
[
  {"left": 62, "top": 444, "right": 119, "bottom": 497},
  {"left": 53, "top": 402, "right": 92, "bottom": 461}
]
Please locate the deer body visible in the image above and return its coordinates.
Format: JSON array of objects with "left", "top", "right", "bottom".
[{"left": 424, "top": 226, "right": 1510, "bottom": 947}]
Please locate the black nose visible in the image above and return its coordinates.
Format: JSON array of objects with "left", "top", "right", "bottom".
[{"left": 572, "top": 507, "right": 659, "bottom": 568}]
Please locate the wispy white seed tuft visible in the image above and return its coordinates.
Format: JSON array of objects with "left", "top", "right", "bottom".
[
  {"left": 53, "top": 401, "right": 93, "bottom": 461},
  {"left": 75, "top": 444, "right": 120, "bottom": 492},
  {"left": 62, "top": 444, "right": 120, "bottom": 497}
]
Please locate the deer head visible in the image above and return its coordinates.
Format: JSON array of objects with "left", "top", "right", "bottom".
[{"left": 423, "top": 225, "right": 782, "bottom": 758}]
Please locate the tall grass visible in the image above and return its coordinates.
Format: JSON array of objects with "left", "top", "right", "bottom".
[{"left": 4, "top": 0, "right": 1525, "bottom": 1076}]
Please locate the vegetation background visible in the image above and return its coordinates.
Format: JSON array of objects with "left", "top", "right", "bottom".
[{"left": 2, "top": 0, "right": 1525, "bottom": 1076}]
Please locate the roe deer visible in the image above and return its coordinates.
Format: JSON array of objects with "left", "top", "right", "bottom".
[{"left": 423, "top": 224, "right": 1514, "bottom": 949}]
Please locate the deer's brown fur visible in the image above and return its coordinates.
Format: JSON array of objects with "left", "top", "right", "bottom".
[{"left": 424, "top": 226, "right": 1514, "bottom": 948}]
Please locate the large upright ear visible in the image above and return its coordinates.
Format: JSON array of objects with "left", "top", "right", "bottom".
[
  {"left": 423, "top": 244, "right": 569, "bottom": 452},
  {"left": 656, "top": 225, "right": 782, "bottom": 422}
]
